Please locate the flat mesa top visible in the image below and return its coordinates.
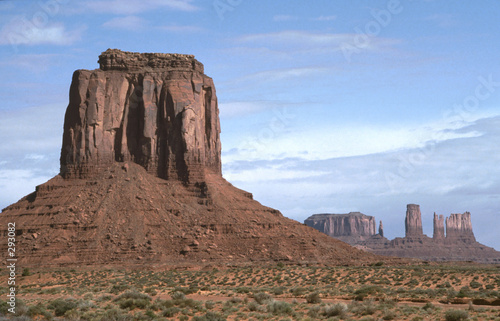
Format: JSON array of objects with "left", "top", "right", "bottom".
[
  {"left": 98, "top": 48, "right": 204, "bottom": 73},
  {"left": 307, "top": 212, "right": 370, "bottom": 219}
]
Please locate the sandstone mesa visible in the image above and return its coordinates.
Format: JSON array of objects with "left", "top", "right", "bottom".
[
  {"left": 305, "top": 204, "right": 500, "bottom": 263},
  {"left": 0, "top": 49, "right": 380, "bottom": 268}
]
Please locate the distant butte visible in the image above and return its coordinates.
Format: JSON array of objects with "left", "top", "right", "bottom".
[
  {"left": 0, "top": 49, "right": 382, "bottom": 268},
  {"left": 305, "top": 204, "right": 500, "bottom": 263}
]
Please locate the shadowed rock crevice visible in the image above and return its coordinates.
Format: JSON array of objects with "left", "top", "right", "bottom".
[{"left": 0, "top": 49, "right": 382, "bottom": 268}]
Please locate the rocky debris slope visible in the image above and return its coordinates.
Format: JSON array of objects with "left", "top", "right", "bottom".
[
  {"left": 0, "top": 49, "right": 381, "bottom": 268},
  {"left": 304, "top": 212, "right": 377, "bottom": 244},
  {"left": 305, "top": 204, "right": 500, "bottom": 263}
]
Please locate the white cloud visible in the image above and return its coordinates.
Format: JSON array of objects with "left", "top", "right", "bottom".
[
  {"left": 223, "top": 116, "right": 486, "bottom": 164},
  {"left": 0, "top": 20, "right": 83, "bottom": 46},
  {"left": 236, "top": 30, "right": 401, "bottom": 55},
  {"left": 83, "top": 0, "right": 199, "bottom": 14},
  {"left": 272, "top": 15, "right": 337, "bottom": 22},
  {"left": 0, "top": 169, "right": 53, "bottom": 210},
  {"left": 225, "top": 167, "right": 329, "bottom": 183},
  {"left": 102, "top": 15, "right": 145, "bottom": 30},
  {"left": 0, "top": 103, "right": 65, "bottom": 155},
  {"left": 219, "top": 101, "right": 271, "bottom": 118},
  {"left": 222, "top": 115, "right": 500, "bottom": 250},
  {"left": 313, "top": 15, "right": 337, "bottom": 21},
  {"left": 237, "top": 67, "right": 328, "bottom": 84}
]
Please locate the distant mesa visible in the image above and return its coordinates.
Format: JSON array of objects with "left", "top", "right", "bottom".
[
  {"left": 305, "top": 204, "right": 500, "bottom": 263},
  {"left": 0, "top": 49, "right": 379, "bottom": 268}
]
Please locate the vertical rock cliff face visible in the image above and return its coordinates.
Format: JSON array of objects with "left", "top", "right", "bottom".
[
  {"left": 304, "top": 212, "right": 376, "bottom": 243},
  {"left": 379, "top": 221, "right": 384, "bottom": 238},
  {"left": 446, "top": 212, "right": 476, "bottom": 242},
  {"left": 433, "top": 213, "right": 445, "bottom": 240},
  {"left": 0, "top": 49, "right": 380, "bottom": 267},
  {"left": 60, "top": 49, "right": 221, "bottom": 183},
  {"left": 405, "top": 204, "right": 423, "bottom": 237}
]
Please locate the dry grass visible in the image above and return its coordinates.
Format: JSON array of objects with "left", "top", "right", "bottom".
[{"left": 1, "top": 263, "right": 500, "bottom": 320}]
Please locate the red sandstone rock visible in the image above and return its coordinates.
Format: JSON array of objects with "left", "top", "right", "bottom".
[
  {"left": 304, "top": 212, "right": 376, "bottom": 244},
  {"left": 0, "top": 50, "right": 381, "bottom": 268},
  {"left": 306, "top": 204, "right": 500, "bottom": 263},
  {"left": 433, "top": 213, "right": 445, "bottom": 240},
  {"left": 60, "top": 49, "right": 220, "bottom": 183},
  {"left": 405, "top": 204, "right": 423, "bottom": 237},
  {"left": 446, "top": 212, "right": 475, "bottom": 242}
]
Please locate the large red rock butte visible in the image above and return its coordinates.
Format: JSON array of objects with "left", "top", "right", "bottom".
[
  {"left": 305, "top": 204, "right": 500, "bottom": 263},
  {"left": 0, "top": 49, "right": 380, "bottom": 268}
]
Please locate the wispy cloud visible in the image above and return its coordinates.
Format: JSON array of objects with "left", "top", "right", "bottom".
[
  {"left": 273, "top": 15, "right": 337, "bottom": 22},
  {"left": 237, "top": 67, "right": 328, "bottom": 84},
  {"left": 83, "top": 0, "right": 199, "bottom": 15},
  {"left": 222, "top": 115, "right": 500, "bottom": 250},
  {"left": 0, "top": 20, "right": 83, "bottom": 46},
  {"left": 313, "top": 15, "right": 337, "bottom": 21},
  {"left": 102, "top": 15, "right": 145, "bottom": 30},
  {"left": 236, "top": 30, "right": 401, "bottom": 54}
]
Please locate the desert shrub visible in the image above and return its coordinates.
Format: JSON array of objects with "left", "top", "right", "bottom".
[
  {"left": 172, "top": 286, "right": 199, "bottom": 295},
  {"left": 101, "top": 307, "right": 134, "bottom": 321},
  {"left": 445, "top": 309, "right": 469, "bottom": 321},
  {"left": 205, "top": 301, "right": 215, "bottom": 310},
  {"left": 308, "top": 305, "right": 321, "bottom": 318},
  {"left": 247, "top": 301, "right": 259, "bottom": 311},
  {"left": 0, "top": 300, "right": 10, "bottom": 315},
  {"left": 306, "top": 291, "right": 322, "bottom": 304},
  {"left": 457, "top": 286, "right": 471, "bottom": 298},
  {"left": 422, "top": 302, "right": 435, "bottom": 311},
  {"left": 48, "top": 298, "right": 78, "bottom": 317},
  {"left": 382, "top": 309, "right": 396, "bottom": 320},
  {"left": 22, "top": 268, "right": 31, "bottom": 276},
  {"left": 253, "top": 292, "right": 273, "bottom": 304},
  {"left": 162, "top": 307, "right": 181, "bottom": 317},
  {"left": 267, "top": 300, "right": 293, "bottom": 315},
  {"left": 115, "top": 291, "right": 152, "bottom": 310},
  {"left": 291, "top": 287, "right": 306, "bottom": 296},
  {"left": 27, "top": 303, "right": 52, "bottom": 319},
  {"left": 323, "top": 302, "right": 348, "bottom": 317},
  {"left": 350, "top": 300, "right": 377, "bottom": 316},
  {"left": 193, "top": 311, "right": 226, "bottom": 321},
  {"left": 272, "top": 286, "right": 286, "bottom": 295},
  {"left": 235, "top": 287, "right": 251, "bottom": 294},
  {"left": 469, "top": 280, "right": 482, "bottom": 289},
  {"left": 354, "top": 286, "right": 382, "bottom": 301},
  {"left": 171, "top": 291, "right": 186, "bottom": 300},
  {"left": 109, "top": 284, "right": 130, "bottom": 294}
]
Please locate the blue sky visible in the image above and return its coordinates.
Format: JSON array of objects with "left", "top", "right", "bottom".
[{"left": 1, "top": 0, "right": 499, "bottom": 250}]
